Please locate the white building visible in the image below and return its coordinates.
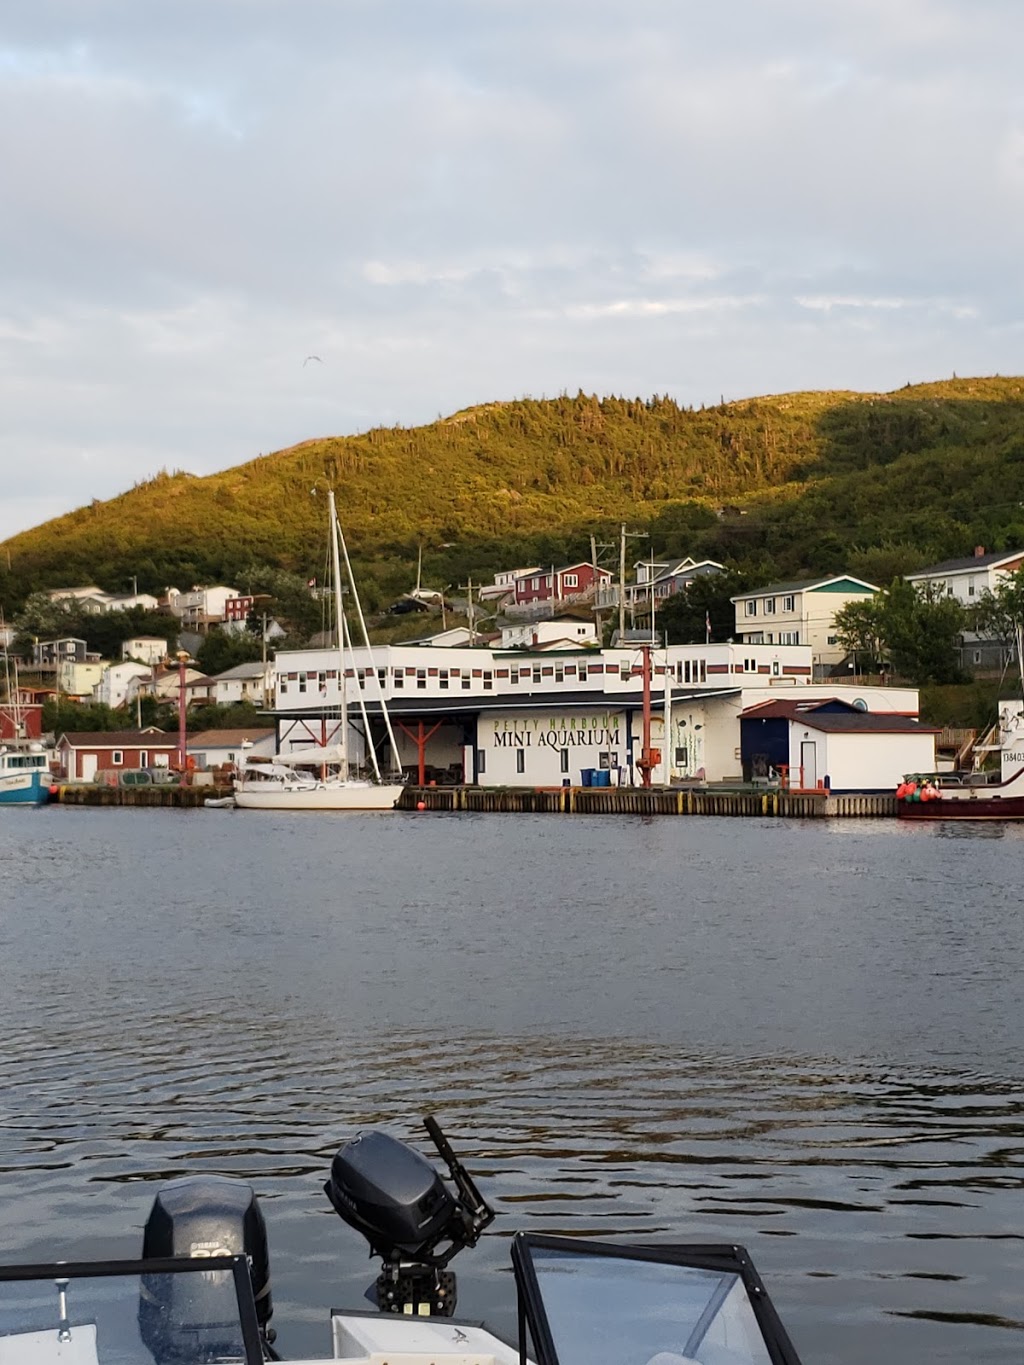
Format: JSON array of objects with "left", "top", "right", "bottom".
[
  {"left": 269, "top": 639, "right": 918, "bottom": 788},
  {"left": 94, "top": 661, "right": 154, "bottom": 709},
  {"left": 187, "top": 727, "right": 276, "bottom": 770},
  {"left": 905, "top": 547, "right": 1024, "bottom": 605},
  {"left": 57, "top": 660, "right": 104, "bottom": 700},
  {"left": 499, "top": 618, "right": 599, "bottom": 649},
  {"left": 731, "top": 575, "right": 879, "bottom": 672},
  {"left": 171, "top": 586, "right": 241, "bottom": 630},
  {"left": 122, "top": 636, "right": 169, "bottom": 665},
  {"left": 209, "top": 662, "right": 275, "bottom": 708}
]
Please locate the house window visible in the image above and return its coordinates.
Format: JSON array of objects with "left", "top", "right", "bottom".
[
  {"left": 560, "top": 748, "right": 569, "bottom": 773},
  {"left": 783, "top": 595, "right": 795, "bottom": 611},
  {"left": 357, "top": 669, "right": 366, "bottom": 690},
  {"left": 563, "top": 573, "right": 578, "bottom": 588},
  {"left": 378, "top": 669, "right": 387, "bottom": 689},
  {"left": 439, "top": 669, "right": 449, "bottom": 690},
  {"left": 555, "top": 665, "right": 564, "bottom": 682},
  {"left": 476, "top": 749, "right": 485, "bottom": 774},
  {"left": 417, "top": 669, "right": 426, "bottom": 690},
  {"left": 393, "top": 670, "right": 404, "bottom": 688},
  {"left": 620, "top": 663, "right": 631, "bottom": 680},
  {"left": 298, "top": 673, "right": 307, "bottom": 693},
  {"left": 111, "top": 750, "right": 123, "bottom": 766},
  {"left": 280, "top": 677, "right": 288, "bottom": 694},
  {"left": 974, "top": 650, "right": 982, "bottom": 664},
  {"left": 531, "top": 578, "right": 540, "bottom": 590},
  {"left": 781, "top": 631, "right": 800, "bottom": 645},
  {"left": 483, "top": 671, "right": 493, "bottom": 690},
  {"left": 579, "top": 663, "right": 588, "bottom": 682},
  {"left": 533, "top": 665, "right": 542, "bottom": 683},
  {"left": 462, "top": 674, "right": 471, "bottom": 689},
  {"left": 516, "top": 750, "right": 526, "bottom": 774},
  {"left": 763, "top": 598, "right": 776, "bottom": 615},
  {"left": 510, "top": 669, "right": 519, "bottom": 685},
  {"left": 139, "top": 751, "right": 148, "bottom": 767},
  {"left": 745, "top": 600, "right": 756, "bottom": 616},
  {"left": 744, "top": 658, "right": 758, "bottom": 673}
]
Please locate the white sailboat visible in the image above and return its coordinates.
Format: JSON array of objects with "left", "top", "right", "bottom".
[{"left": 234, "top": 490, "right": 404, "bottom": 811}]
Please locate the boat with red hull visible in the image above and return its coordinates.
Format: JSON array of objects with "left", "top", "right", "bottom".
[{"left": 897, "top": 768, "right": 1024, "bottom": 820}]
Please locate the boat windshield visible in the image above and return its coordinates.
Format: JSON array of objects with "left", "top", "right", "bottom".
[
  {"left": 0, "top": 1255, "right": 261, "bottom": 1365},
  {"left": 513, "top": 1236, "right": 799, "bottom": 1365}
]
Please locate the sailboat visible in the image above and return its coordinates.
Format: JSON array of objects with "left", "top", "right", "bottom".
[
  {"left": 0, "top": 636, "right": 52, "bottom": 808},
  {"left": 234, "top": 490, "right": 405, "bottom": 811}
]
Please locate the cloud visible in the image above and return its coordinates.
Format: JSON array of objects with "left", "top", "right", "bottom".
[{"left": 0, "top": 0, "right": 1021, "bottom": 540}]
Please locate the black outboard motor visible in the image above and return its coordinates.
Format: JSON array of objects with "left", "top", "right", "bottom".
[
  {"left": 325, "top": 1114, "right": 494, "bottom": 1316},
  {"left": 140, "top": 1174, "right": 273, "bottom": 1358}
]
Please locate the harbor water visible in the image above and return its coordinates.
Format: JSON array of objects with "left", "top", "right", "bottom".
[{"left": 1, "top": 807, "right": 1023, "bottom": 1363}]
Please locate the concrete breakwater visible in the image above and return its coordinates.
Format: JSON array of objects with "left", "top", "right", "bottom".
[{"left": 55, "top": 783, "right": 896, "bottom": 817}]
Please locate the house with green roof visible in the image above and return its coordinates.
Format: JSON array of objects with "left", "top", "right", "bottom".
[{"left": 731, "top": 575, "right": 878, "bottom": 674}]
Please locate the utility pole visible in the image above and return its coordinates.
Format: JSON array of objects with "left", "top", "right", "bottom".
[
  {"left": 459, "top": 578, "right": 476, "bottom": 645},
  {"left": 618, "top": 524, "right": 649, "bottom": 643}
]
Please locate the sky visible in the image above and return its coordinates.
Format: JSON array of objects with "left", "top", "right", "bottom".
[{"left": 1, "top": 0, "right": 1022, "bottom": 541}]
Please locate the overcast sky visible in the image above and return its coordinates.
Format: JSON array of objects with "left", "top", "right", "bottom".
[{"left": 1, "top": 0, "right": 1021, "bottom": 541}]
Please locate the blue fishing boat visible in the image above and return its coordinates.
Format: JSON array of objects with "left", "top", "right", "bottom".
[{"left": 0, "top": 744, "right": 53, "bottom": 806}]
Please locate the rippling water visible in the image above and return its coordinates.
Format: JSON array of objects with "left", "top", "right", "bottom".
[{"left": 2, "top": 808, "right": 1024, "bottom": 1363}]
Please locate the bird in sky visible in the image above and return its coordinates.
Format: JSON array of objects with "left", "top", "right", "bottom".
[{"left": 303, "top": 355, "right": 323, "bottom": 366}]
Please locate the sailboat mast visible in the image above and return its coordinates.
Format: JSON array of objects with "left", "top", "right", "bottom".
[{"left": 328, "top": 489, "right": 349, "bottom": 777}]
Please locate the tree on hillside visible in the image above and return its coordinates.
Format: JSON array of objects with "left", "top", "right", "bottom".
[
  {"left": 834, "top": 579, "right": 966, "bottom": 684},
  {"left": 657, "top": 571, "right": 753, "bottom": 645},
  {"left": 196, "top": 628, "right": 263, "bottom": 676},
  {"left": 973, "top": 567, "right": 1024, "bottom": 695}
]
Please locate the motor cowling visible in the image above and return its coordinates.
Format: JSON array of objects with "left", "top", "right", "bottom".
[
  {"left": 140, "top": 1173, "right": 272, "bottom": 1358},
  {"left": 325, "top": 1130, "right": 457, "bottom": 1262}
]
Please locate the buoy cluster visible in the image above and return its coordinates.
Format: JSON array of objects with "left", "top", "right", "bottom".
[{"left": 895, "top": 776, "right": 940, "bottom": 802}]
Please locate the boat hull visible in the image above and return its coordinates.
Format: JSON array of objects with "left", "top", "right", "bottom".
[
  {"left": 0, "top": 772, "right": 51, "bottom": 807},
  {"left": 234, "top": 782, "right": 403, "bottom": 811},
  {"left": 898, "top": 794, "right": 1024, "bottom": 820}
]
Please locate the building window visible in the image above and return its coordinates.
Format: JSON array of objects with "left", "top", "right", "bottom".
[
  {"left": 417, "top": 669, "right": 426, "bottom": 690},
  {"left": 745, "top": 600, "right": 756, "bottom": 616},
  {"left": 298, "top": 673, "right": 307, "bottom": 693},
  {"left": 280, "top": 677, "right": 288, "bottom": 694},
  {"left": 763, "top": 598, "right": 776, "bottom": 614},
  {"left": 516, "top": 750, "right": 526, "bottom": 774},
  {"left": 483, "top": 671, "right": 493, "bottom": 690},
  {"left": 974, "top": 650, "right": 982, "bottom": 664},
  {"left": 476, "top": 749, "right": 485, "bottom": 774},
  {"left": 563, "top": 573, "right": 578, "bottom": 588},
  {"left": 560, "top": 748, "right": 569, "bottom": 773},
  {"left": 393, "top": 670, "right": 404, "bottom": 688},
  {"left": 378, "top": 668, "right": 387, "bottom": 689},
  {"left": 111, "top": 750, "right": 123, "bottom": 765},
  {"left": 439, "top": 670, "right": 449, "bottom": 690},
  {"left": 827, "top": 635, "right": 838, "bottom": 646},
  {"left": 510, "top": 670, "right": 519, "bottom": 685},
  {"left": 462, "top": 674, "right": 471, "bottom": 689},
  {"left": 579, "top": 663, "right": 588, "bottom": 682},
  {"left": 744, "top": 658, "right": 758, "bottom": 673},
  {"left": 783, "top": 595, "right": 795, "bottom": 611},
  {"left": 139, "top": 751, "right": 148, "bottom": 767},
  {"left": 555, "top": 665, "right": 564, "bottom": 682},
  {"left": 533, "top": 665, "right": 542, "bottom": 683}
]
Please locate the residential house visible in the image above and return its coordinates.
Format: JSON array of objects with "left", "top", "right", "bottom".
[
  {"left": 121, "top": 636, "right": 169, "bottom": 666},
  {"left": 57, "top": 660, "right": 105, "bottom": 701},
  {"left": 176, "top": 586, "right": 241, "bottom": 631},
  {"left": 56, "top": 728, "right": 178, "bottom": 782},
  {"left": 628, "top": 557, "right": 725, "bottom": 608},
  {"left": 93, "top": 661, "right": 154, "bottom": 709},
  {"left": 187, "top": 727, "right": 276, "bottom": 771},
  {"left": 224, "top": 594, "right": 255, "bottom": 623},
  {"left": 479, "top": 568, "right": 540, "bottom": 604},
  {"left": 208, "top": 661, "right": 275, "bottom": 708},
  {"left": 33, "top": 638, "right": 99, "bottom": 669},
  {"left": 500, "top": 618, "right": 599, "bottom": 649},
  {"left": 905, "top": 547, "right": 1024, "bottom": 605},
  {"left": 732, "top": 576, "right": 879, "bottom": 673},
  {"left": 512, "top": 562, "right": 613, "bottom": 608},
  {"left": 124, "top": 663, "right": 206, "bottom": 706},
  {"left": 740, "top": 698, "right": 937, "bottom": 794}
]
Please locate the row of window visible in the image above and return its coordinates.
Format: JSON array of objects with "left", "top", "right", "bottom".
[
  {"left": 744, "top": 594, "right": 797, "bottom": 616},
  {"left": 745, "top": 633, "right": 800, "bottom": 646},
  {"left": 278, "top": 660, "right": 694, "bottom": 694},
  {"left": 477, "top": 748, "right": 618, "bottom": 775}
]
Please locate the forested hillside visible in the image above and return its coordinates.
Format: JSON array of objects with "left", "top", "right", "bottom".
[{"left": 2, "top": 377, "right": 1023, "bottom": 612}]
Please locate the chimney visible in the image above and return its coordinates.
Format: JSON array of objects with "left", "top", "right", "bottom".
[{"left": 974, "top": 545, "right": 986, "bottom": 558}]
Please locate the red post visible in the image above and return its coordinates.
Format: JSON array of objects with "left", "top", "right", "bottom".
[
  {"left": 177, "top": 650, "right": 188, "bottom": 771},
  {"left": 639, "top": 643, "right": 653, "bottom": 787}
]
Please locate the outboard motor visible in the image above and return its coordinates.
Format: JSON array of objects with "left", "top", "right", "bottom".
[
  {"left": 325, "top": 1114, "right": 494, "bottom": 1316},
  {"left": 140, "top": 1174, "right": 273, "bottom": 1358}
]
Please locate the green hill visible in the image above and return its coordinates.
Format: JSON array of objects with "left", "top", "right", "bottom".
[{"left": 3, "top": 377, "right": 1024, "bottom": 612}]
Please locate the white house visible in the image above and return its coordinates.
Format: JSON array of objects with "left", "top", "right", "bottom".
[
  {"left": 732, "top": 576, "right": 879, "bottom": 671},
  {"left": 173, "top": 586, "right": 241, "bottom": 630},
  {"left": 121, "top": 636, "right": 169, "bottom": 665},
  {"left": 500, "top": 618, "right": 599, "bottom": 649},
  {"left": 479, "top": 567, "right": 540, "bottom": 603},
  {"left": 187, "top": 727, "right": 276, "bottom": 770},
  {"left": 905, "top": 547, "right": 1024, "bottom": 605},
  {"left": 94, "top": 661, "right": 153, "bottom": 709},
  {"left": 209, "top": 661, "right": 275, "bottom": 708},
  {"left": 740, "top": 698, "right": 937, "bottom": 793}
]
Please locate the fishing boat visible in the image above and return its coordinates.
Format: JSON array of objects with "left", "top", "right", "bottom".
[
  {"left": 897, "top": 698, "right": 1024, "bottom": 820},
  {"left": 234, "top": 490, "right": 404, "bottom": 813},
  {"left": 0, "top": 1115, "right": 802, "bottom": 1363},
  {"left": 0, "top": 744, "right": 53, "bottom": 807}
]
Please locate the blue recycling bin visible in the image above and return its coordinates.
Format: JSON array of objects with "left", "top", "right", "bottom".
[
  {"left": 593, "top": 769, "right": 611, "bottom": 788},
  {"left": 580, "top": 768, "right": 594, "bottom": 787}
]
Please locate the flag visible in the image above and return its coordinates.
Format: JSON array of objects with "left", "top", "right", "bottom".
[
  {"left": 705, "top": 610, "right": 711, "bottom": 642},
  {"left": 307, "top": 577, "right": 317, "bottom": 588}
]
